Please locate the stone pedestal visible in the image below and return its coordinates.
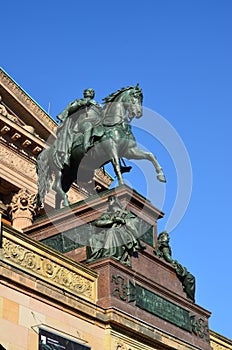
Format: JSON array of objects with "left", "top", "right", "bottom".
[
  {"left": 24, "top": 185, "right": 212, "bottom": 350},
  {"left": 87, "top": 251, "right": 211, "bottom": 350}
]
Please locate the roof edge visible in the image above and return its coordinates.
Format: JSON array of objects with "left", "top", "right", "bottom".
[{"left": 0, "top": 67, "right": 57, "bottom": 136}]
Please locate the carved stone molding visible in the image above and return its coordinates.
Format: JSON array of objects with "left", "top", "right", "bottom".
[
  {"left": 67, "top": 186, "right": 86, "bottom": 205},
  {"left": 0, "top": 97, "right": 8, "bottom": 116},
  {"left": 111, "top": 330, "right": 158, "bottom": 350},
  {"left": 0, "top": 94, "right": 21, "bottom": 124},
  {"left": 0, "top": 125, "right": 10, "bottom": 134},
  {"left": 113, "top": 339, "right": 156, "bottom": 350},
  {"left": 95, "top": 168, "right": 113, "bottom": 186},
  {"left": 210, "top": 343, "right": 229, "bottom": 350},
  {"left": 0, "top": 200, "right": 7, "bottom": 214},
  {"left": 2, "top": 229, "right": 96, "bottom": 302},
  {"left": 0, "top": 142, "right": 37, "bottom": 182},
  {"left": 115, "top": 341, "right": 129, "bottom": 350},
  {"left": 210, "top": 333, "right": 232, "bottom": 350},
  {"left": 0, "top": 69, "right": 57, "bottom": 133},
  {"left": 8, "top": 188, "right": 37, "bottom": 230}
]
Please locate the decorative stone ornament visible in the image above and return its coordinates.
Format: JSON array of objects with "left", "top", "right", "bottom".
[{"left": 8, "top": 188, "right": 37, "bottom": 231}]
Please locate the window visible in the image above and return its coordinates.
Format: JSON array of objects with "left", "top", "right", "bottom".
[{"left": 39, "top": 329, "right": 90, "bottom": 350}]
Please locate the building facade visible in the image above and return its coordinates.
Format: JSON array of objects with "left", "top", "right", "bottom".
[{"left": 0, "top": 68, "right": 231, "bottom": 350}]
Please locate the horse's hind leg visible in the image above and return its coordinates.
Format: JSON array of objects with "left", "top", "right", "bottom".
[
  {"left": 52, "top": 169, "right": 70, "bottom": 208},
  {"left": 125, "top": 147, "right": 166, "bottom": 183}
]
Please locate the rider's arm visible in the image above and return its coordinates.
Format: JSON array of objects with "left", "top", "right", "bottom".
[
  {"left": 57, "top": 99, "right": 87, "bottom": 121},
  {"left": 66, "top": 99, "right": 86, "bottom": 114}
]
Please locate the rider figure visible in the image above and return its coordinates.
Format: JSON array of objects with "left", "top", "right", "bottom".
[
  {"left": 57, "top": 88, "right": 101, "bottom": 152},
  {"left": 54, "top": 88, "right": 102, "bottom": 168},
  {"left": 57, "top": 88, "right": 98, "bottom": 122}
]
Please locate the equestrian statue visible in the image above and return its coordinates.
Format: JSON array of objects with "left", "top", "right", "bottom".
[{"left": 36, "top": 84, "right": 166, "bottom": 208}]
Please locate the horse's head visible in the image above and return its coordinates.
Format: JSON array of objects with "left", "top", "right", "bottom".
[
  {"left": 102, "top": 84, "right": 143, "bottom": 125},
  {"left": 126, "top": 84, "right": 143, "bottom": 119}
]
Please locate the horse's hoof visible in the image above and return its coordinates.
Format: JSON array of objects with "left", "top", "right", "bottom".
[
  {"left": 157, "top": 173, "right": 166, "bottom": 183},
  {"left": 62, "top": 198, "right": 70, "bottom": 207}
]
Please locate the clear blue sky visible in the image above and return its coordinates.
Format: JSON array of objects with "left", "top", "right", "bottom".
[{"left": 1, "top": 0, "right": 231, "bottom": 340}]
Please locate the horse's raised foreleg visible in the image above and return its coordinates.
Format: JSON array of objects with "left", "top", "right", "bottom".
[
  {"left": 110, "top": 144, "right": 124, "bottom": 185},
  {"left": 125, "top": 147, "right": 166, "bottom": 183}
]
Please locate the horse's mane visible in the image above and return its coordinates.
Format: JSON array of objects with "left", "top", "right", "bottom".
[{"left": 102, "top": 86, "right": 134, "bottom": 104}]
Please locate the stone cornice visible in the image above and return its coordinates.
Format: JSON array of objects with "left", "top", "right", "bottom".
[
  {"left": 0, "top": 68, "right": 57, "bottom": 138},
  {"left": 0, "top": 141, "right": 37, "bottom": 182},
  {"left": 210, "top": 330, "right": 232, "bottom": 350},
  {"left": 105, "top": 309, "right": 207, "bottom": 350},
  {"left": 0, "top": 113, "right": 46, "bottom": 150},
  {"left": 94, "top": 168, "right": 113, "bottom": 187}
]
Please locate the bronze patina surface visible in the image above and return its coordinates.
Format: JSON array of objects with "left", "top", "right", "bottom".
[{"left": 36, "top": 85, "right": 166, "bottom": 208}]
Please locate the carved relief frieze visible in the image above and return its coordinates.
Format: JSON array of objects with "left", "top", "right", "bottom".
[
  {"left": 0, "top": 142, "right": 37, "bottom": 182},
  {"left": 2, "top": 234, "right": 94, "bottom": 300}
]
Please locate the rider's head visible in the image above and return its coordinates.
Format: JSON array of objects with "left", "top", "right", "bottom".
[{"left": 83, "top": 88, "right": 95, "bottom": 99}]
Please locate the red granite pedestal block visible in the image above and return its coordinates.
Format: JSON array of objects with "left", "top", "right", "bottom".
[
  {"left": 24, "top": 185, "right": 212, "bottom": 350},
  {"left": 88, "top": 254, "right": 212, "bottom": 350},
  {"left": 24, "top": 185, "right": 164, "bottom": 244}
]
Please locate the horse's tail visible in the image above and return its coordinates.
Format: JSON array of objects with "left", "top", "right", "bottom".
[{"left": 36, "top": 148, "right": 52, "bottom": 207}]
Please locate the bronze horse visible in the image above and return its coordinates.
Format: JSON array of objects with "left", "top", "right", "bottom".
[{"left": 37, "top": 85, "right": 166, "bottom": 208}]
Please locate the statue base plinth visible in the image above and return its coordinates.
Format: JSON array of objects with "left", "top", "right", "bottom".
[
  {"left": 86, "top": 249, "right": 211, "bottom": 350},
  {"left": 24, "top": 185, "right": 212, "bottom": 350}
]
